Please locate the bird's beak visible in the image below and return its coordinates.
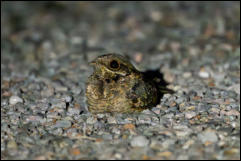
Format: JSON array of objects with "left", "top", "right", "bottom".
[{"left": 89, "top": 60, "right": 97, "bottom": 66}]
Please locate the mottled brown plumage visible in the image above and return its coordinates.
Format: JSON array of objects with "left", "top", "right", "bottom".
[{"left": 86, "top": 53, "right": 159, "bottom": 113}]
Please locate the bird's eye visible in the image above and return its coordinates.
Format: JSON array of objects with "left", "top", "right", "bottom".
[{"left": 110, "top": 60, "right": 119, "bottom": 69}]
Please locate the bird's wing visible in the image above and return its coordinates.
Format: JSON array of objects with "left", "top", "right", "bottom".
[{"left": 126, "top": 79, "right": 157, "bottom": 109}]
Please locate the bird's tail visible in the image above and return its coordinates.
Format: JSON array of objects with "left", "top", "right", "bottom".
[{"left": 157, "top": 85, "right": 174, "bottom": 94}]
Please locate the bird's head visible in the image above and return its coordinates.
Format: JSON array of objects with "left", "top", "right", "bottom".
[{"left": 89, "top": 53, "right": 139, "bottom": 78}]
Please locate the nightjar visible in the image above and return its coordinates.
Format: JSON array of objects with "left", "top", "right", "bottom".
[{"left": 86, "top": 53, "right": 166, "bottom": 113}]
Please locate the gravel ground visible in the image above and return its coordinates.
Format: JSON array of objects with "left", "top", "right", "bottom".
[{"left": 1, "top": 2, "right": 240, "bottom": 160}]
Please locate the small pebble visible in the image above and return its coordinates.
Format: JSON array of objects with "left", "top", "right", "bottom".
[
  {"left": 199, "top": 69, "right": 210, "bottom": 78},
  {"left": 107, "top": 117, "right": 117, "bottom": 124},
  {"left": 183, "top": 72, "right": 192, "bottom": 78},
  {"left": 9, "top": 96, "right": 23, "bottom": 105},
  {"left": 185, "top": 111, "right": 197, "bottom": 119},
  {"left": 7, "top": 140, "right": 17, "bottom": 149},
  {"left": 131, "top": 136, "right": 149, "bottom": 147},
  {"left": 64, "top": 95, "right": 73, "bottom": 103},
  {"left": 54, "top": 120, "right": 72, "bottom": 128},
  {"left": 67, "top": 108, "right": 81, "bottom": 115},
  {"left": 198, "top": 130, "right": 218, "bottom": 143},
  {"left": 175, "top": 130, "right": 192, "bottom": 137},
  {"left": 86, "top": 117, "right": 97, "bottom": 124}
]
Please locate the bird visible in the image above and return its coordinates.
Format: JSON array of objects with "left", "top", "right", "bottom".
[{"left": 86, "top": 53, "right": 171, "bottom": 113}]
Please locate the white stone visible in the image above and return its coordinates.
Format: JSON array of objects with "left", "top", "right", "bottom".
[
  {"left": 228, "top": 84, "right": 240, "bottom": 95},
  {"left": 107, "top": 117, "right": 117, "bottom": 124},
  {"left": 150, "top": 11, "right": 163, "bottom": 22},
  {"left": 185, "top": 111, "right": 197, "bottom": 119},
  {"left": 9, "top": 95, "right": 23, "bottom": 105},
  {"left": 86, "top": 117, "right": 97, "bottom": 124},
  {"left": 183, "top": 72, "right": 192, "bottom": 78},
  {"left": 199, "top": 71, "right": 209, "bottom": 78},
  {"left": 64, "top": 95, "right": 72, "bottom": 103},
  {"left": 131, "top": 136, "right": 149, "bottom": 147}
]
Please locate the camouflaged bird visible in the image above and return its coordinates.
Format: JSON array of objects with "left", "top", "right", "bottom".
[{"left": 86, "top": 53, "right": 164, "bottom": 113}]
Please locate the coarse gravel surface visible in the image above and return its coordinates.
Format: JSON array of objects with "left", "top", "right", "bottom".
[{"left": 1, "top": 2, "right": 240, "bottom": 160}]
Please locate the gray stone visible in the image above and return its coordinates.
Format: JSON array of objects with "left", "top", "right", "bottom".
[
  {"left": 130, "top": 136, "right": 149, "bottom": 147},
  {"left": 86, "top": 117, "right": 97, "bottom": 124},
  {"left": 54, "top": 120, "right": 72, "bottom": 128},
  {"left": 198, "top": 130, "right": 218, "bottom": 143}
]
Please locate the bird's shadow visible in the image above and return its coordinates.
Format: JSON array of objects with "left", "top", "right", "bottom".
[{"left": 142, "top": 69, "right": 174, "bottom": 105}]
